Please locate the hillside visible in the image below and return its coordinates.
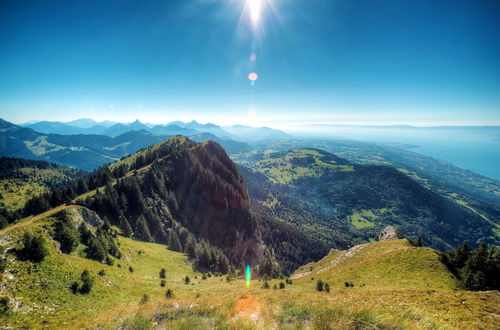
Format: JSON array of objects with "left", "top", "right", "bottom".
[
  {"left": 240, "top": 148, "right": 500, "bottom": 252},
  {"left": 293, "top": 239, "right": 460, "bottom": 290},
  {"left": 2, "top": 214, "right": 499, "bottom": 329},
  {"left": 51, "top": 136, "right": 267, "bottom": 268},
  {"left": 0, "top": 157, "right": 84, "bottom": 225}
]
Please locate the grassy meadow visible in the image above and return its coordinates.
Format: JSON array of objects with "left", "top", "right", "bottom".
[{"left": 1, "top": 213, "right": 499, "bottom": 329}]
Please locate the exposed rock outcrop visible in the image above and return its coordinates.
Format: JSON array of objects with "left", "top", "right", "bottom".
[{"left": 378, "top": 226, "right": 402, "bottom": 241}]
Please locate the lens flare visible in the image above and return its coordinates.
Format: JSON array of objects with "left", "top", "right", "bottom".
[
  {"left": 248, "top": 72, "right": 258, "bottom": 81},
  {"left": 245, "top": 264, "right": 251, "bottom": 288}
]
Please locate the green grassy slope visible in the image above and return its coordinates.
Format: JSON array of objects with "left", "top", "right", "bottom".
[
  {"left": 1, "top": 209, "right": 499, "bottom": 329},
  {"left": 0, "top": 207, "right": 196, "bottom": 328},
  {"left": 293, "top": 239, "right": 460, "bottom": 290}
]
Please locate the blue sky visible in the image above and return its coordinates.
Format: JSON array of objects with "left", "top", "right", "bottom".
[{"left": 1, "top": 0, "right": 499, "bottom": 127}]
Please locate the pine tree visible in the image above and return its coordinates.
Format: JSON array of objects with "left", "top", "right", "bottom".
[
  {"left": 119, "top": 214, "right": 134, "bottom": 237},
  {"left": 414, "top": 237, "right": 423, "bottom": 247},
  {"left": 184, "top": 234, "right": 196, "bottom": 259},
  {"left": 85, "top": 235, "right": 107, "bottom": 262},
  {"left": 135, "top": 214, "right": 153, "bottom": 242},
  {"left": 80, "top": 270, "right": 94, "bottom": 294},
  {"left": 316, "top": 279, "right": 324, "bottom": 292},
  {"left": 19, "top": 232, "right": 49, "bottom": 262},
  {"left": 53, "top": 218, "right": 80, "bottom": 254},
  {"left": 168, "top": 230, "right": 182, "bottom": 252}
]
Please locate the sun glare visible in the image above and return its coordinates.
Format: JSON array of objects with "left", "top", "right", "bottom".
[{"left": 247, "top": 0, "right": 262, "bottom": 25}]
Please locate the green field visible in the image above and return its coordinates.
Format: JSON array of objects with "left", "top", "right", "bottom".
[{"left": 254, "top": 149, "right": 354, "bottom": 184}]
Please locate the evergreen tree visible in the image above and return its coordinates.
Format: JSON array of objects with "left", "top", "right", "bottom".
[
  {"left": 119, "top": 214, "right": 134, "bottom": 237},
  {"left": 316, "top": 279, "right": 324, "bottom": 292},
  {"left": 85, "top": 236, "right": 107, "bottom": 262},
  {"left": 18, "top": 232, "right": 49, "bottom": 262},
  {"left": 159, "top": 268, "right": 166, "bottom": 279},
  {"left": 135, "top": 214, "right": 153, "bottom": 242},
  {"left": 168, "top": 230, "right": 182, "bottom": 252},
  {"left": 78, "top": 223, "right": 92, "bottom": 245},
  {"left": 413, "top": 237, "right": 423, "bottom": 247},
  {"left": 184, "top": 234, "right": 196, "bottom": 259},
  {"left": 79, "top": 270, "right": 94, "bottom": 294},
  {"left": 53, "top": 217, "right": 80, "bottom": 254}
]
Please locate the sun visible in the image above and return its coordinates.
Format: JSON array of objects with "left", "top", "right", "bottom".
[{"left": 247, "top": 0, "right": 263, "bottom": 26}]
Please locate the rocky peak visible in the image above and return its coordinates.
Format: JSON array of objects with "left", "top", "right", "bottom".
[{"left": 378, "top": 226, "right": 402, "bottom": 241}]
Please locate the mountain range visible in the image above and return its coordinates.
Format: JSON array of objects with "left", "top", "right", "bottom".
[
  {"left": 0, "top": 118, "right": 258, "bottom": 171},
  {"left": 20, "top": 118, "right": 292, "bottom": 141}
]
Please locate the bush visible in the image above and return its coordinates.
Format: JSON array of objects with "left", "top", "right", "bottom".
[
  {"left": 279, "top": 282, "right": 286, "bottom": 289},
  {"left": 71, "top": 270, "right": 94, "bottom": 294},
  {"left": 324, "top": 283, "right": 330, "bottom": 293},
  {"left": 18, "top": 231, "right": 49, "bottom": 262},
  {"left": 70, "top": 281, "right": 80, "bottom": 294},
  {"left": 80, "top": 270, "right": 94, "bottom": 294},
  {"left": 98, "top": 269, "right": 106, "bottom": 276},
  {"left": 129, "top": 266, "right": 134, "bottom": 273},
  {"left": 286, "top": 278, "right": 293, "bottom": 285},
  {"left": 184, "top": 276, "right": 191, "bottom": 284},
  {"left": 0, "top": 296, "right": 10, "bottom": 315},
  {"left": 105, "top": 255, "right": 114, "bottom": 266},
  {"left": 159, "top": 268, "right": 166, "bottom": 279},
  {"left": 140, "top": 294, "right": 150, "bottom": 304},
  {"left": 262, "top": 280, "right": 270, "bottom": 289},
  {"left": 165, "top": 289, "right": 173, "bottom": 298},
  {"left": 273, "top": 284, "right": 278, "bottom": 289},
  {"left": 160, "top": 279, "right": 166, "bottom": 287},
  {"left": 316, "top": 279, "right": 324, "bottom": 292}
]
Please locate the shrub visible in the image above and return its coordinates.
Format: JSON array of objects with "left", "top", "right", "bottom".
[
  {"left": 160, "top": 279, "right": 166, "bottom": 287},
  {"left": 286, "top": 278, "right": 293, "bottom": 285},
  {"left": 105, "top": 255, "right": 114, "bottom": 266},
  {"left": 316, "top": 279, "right": 324, "bottom": 292},
  {"left": 129, "top": 266, "right": 134, "bottom": 273},
  {"left": 165, "top": 289, "right": 173, "bottom": 298},
  {"left": 184, "top": 276, "right": 191, "bottom": 284},
  {"left": 98, "top": 269, "right": 106, "bottom": 276},
  {"left": 70, "top": 281, "right": 80, "bottom": 294},
  {"left": 279, "top": 282, "right": 286, "bottom": 289},
  {"left": 324, "top": 283, "right": 330, "bottom": 293},
  {"left": 262, "top": 280, "right": 270, "bottom": 289},
  {"left": 80, "top": 270, "right": 94, "bottom": 294},
  {"left": 202, "top": 274, "right": 207, "bottom": 280},
  {"left": 159, "top": 268, "right": 166, "bottom": 279},
  {"left": 18, "top": 232, "right": 49, "bottom": 262},
  {"left": 0, "top": 296, "right": 10, "bottom": 314},
  {"left": 71, "top": 270, "right": 94, "bottom": 294},
  {"left": 140, "top": 294, "right": 150, "bottom": 304},
  {"left": 273, "top": 284, "right": 278, "bottom": 289}
]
